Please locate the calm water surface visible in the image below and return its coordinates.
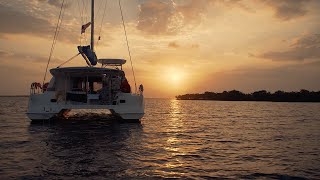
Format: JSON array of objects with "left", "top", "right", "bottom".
[{"left": 0, "top": 97, "right": 319, "bottom": 179}]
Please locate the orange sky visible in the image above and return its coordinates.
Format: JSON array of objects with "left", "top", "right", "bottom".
[{"left": 0, "top": 0, "right": 319, "bottom": 97}]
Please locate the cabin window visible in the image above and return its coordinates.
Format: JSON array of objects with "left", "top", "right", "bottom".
[
  {"left": 87, "top": 77, "right": 103, "bottom": 94},
  {"left": 72, "top": 78, "right": 85, "bottom": 91},
  {"left": 70, "top": 76, "right": 105, "bottom": 94}
]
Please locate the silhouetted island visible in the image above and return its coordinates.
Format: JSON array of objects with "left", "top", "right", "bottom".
[{"left": 176, "top": 90, "right": 320, "bottom": 102}]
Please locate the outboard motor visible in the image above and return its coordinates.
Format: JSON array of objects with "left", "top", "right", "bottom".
[{"left": 78, "top": 45, "right": 97, "bottom": 66}]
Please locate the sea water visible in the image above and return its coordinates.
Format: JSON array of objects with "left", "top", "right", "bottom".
[{"left": 0, "top": 97, "right": 319, "bottom": 179}]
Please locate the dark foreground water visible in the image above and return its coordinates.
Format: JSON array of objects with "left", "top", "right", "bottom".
[{"left": 0, "top": 97, "right": 319, "bottom": 179}]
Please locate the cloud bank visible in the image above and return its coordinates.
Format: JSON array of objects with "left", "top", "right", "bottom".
[
  {"left": 262, "top": 0, "right": 311, "bottom": 21},
  {"left": 259, "top": 34, "right": 320, "bottom": 61},
  {"left": 137, "top": 0, "right": 209, "bottom": 35}
]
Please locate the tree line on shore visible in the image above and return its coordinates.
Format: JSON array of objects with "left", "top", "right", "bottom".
[{"left": 176, "top": 90, "right": 320, "bottom": 102}]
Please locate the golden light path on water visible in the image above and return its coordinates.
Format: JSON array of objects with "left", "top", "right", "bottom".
[{"left": 163, "top": 100, "right": 185, "bottom": 176}]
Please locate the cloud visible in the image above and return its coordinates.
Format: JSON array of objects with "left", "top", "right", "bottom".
[
  {"left": 0, "top": 50, "right": 12, "bottom": 57},
  {"left": 190, "top": 43, "right": 199, "bottom": 49},
  {"left": 137, "top": 0, "right": 210, "bottom": 35},
  {"left": 47, "top": 0, "right": 64, "bottom": 7},
  {"left": 259, "top": 34, "right": 320, "bottom": 61},
  {"left": 262, "top": 0, "right": 311, "bottom": 21},
  {"left": 168, "top": 41, "right": 180, "bottom": 48},
  {"left": 0, "top": 4, "right": 78, "bottom": 43},
  {"left": 0, "top": 4, "right": 52, "bottom": 37},
  {"left": 136, "top": 0, "right": 314, "bottom": 35},
  {"left": 137, "top": 0, "right": 177, "bottom": 35},
  {"left": 167, "top": 41, "right": 200, "bottom": 49},
  {"left": 293, "top": 33, "right": 320, "bottom": 47},
  {"left": 36, "top": 0, "right": 67, "bottom": 8},
  {"left": 0, "top": 49, "right": 64, "bottom": 64},
  {"left": 175, "top": 0, "right": 209, "bottom": 24}
]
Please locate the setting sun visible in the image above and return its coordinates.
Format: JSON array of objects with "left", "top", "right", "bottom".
[
  {"left": 171, "top": 72, "right": 182, "bottom": 82},
  {"left": 166, "top": 68, "right": 185, "bottom": 85}
]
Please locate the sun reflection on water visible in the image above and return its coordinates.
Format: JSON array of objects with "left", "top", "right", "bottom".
[
  {"left": 170, "top": 99, "right": 182, "bottom": 120},
  {"left": 162, "top": 99, "right": 187, "bottom": 171}
]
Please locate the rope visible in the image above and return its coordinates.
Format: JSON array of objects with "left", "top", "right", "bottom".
[
  {"left": 82, "top": 0, "right": 88, "bottom": 22},
  {"left": 54, "top": 1, "right": 66, "bottom": 46},
  {"left": 77, "top": 0, "right": 84, "bottom": 45},
  {"left": 97, "top": 0, "right": 108, "bottom": 47},
  {"left": 95, "top": 0, "right": 103, "bottom": 21},
  {"left": 57, "top": 53, "right": 80, "bottom": 68},
  {"left": 42, "top": 0, "right": 65, "bottom": 86},
  {"left": 118, "top": 0, "right": 137, "bottom": 93}
]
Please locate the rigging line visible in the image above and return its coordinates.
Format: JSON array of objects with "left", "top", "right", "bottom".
[
  {"left": 97, "top": 0, "right": 108, "bottom": 47},
  {"left": 77, "top": 0, "right": 84, "bottom": 25},
  {"left": 118, "top": 0, "right": 137, "bottom": 93},
  {"left": 53, "top": 0, "right": 66, "bottom": 48},
  {"left": 57, "top": 53, "right": 80, "bottom": 68},
  {"left": 50, "top": 0, "right": 66, "bottom": 56},
  {"left": 82, "top": 0, "right": 87, "bottom": 22},
  {"left": 48, "top": 0, "right": 66, "bottom": 71},
  {"left": 77, "top": 0, "right": 83, "bottom": 45},
  {"left": 42, "top": 0, "right": 65, "bottom": 86},
  {"left": 77, "top": 0, "right": 85, "bottom": 44},
  {"left": 76, "top": 0, "right": 82, "bottom": 44},
  {"left": 95, "top": 0, "right": 103, "bottom": 21}
]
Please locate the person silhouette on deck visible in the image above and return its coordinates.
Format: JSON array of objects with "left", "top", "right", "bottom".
[{"left": 120, "top": 78, "right": 131, "bottom": 93}]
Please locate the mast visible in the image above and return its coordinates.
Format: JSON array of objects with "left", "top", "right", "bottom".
[{"left": 91, "top": 0, "right": 94, "bottom": 51}]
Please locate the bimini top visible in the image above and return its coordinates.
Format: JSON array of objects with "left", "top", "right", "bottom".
[
  {"left": 50, "top": 67, "right": 123, "bottom": 76},
  {"left": 98, "top": 59, "right": 126, "bottom": 66}
]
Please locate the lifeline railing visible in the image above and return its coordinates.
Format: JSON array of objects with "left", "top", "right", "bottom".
[{"left": 30, "top": 82, "right": 42, "bottom": 94}]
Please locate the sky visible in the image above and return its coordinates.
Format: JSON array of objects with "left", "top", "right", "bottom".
[{"left": 0, "top": 0, "right": 319, "bottom": 97}]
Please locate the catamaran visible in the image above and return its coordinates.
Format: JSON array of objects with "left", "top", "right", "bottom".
[{"left": 27, "top": 0, "right": 144, "bottom": 122}]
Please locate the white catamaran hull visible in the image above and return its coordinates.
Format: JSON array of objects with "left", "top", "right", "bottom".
[{"left": 27, "top": 91, "right": 144, "bottom": 121}]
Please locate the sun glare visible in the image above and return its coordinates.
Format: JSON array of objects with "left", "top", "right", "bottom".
[
  {"left": 166, "top": 69, "right": 185, "bottom": 85},
  {"left": 172, "top": 73, "right": 182, "bottom": 82}
]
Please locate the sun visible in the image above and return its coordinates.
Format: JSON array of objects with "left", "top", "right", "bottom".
[
  {"left": 171, "top": 73, "right": 182, "bottom": 82},
  {"left": 166, "top": 68, "right": 185, "bottom": 85}
]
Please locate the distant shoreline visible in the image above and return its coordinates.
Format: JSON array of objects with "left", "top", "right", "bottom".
[{"left": 176, "top": 90, "right": 320, "bottom": 102}]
